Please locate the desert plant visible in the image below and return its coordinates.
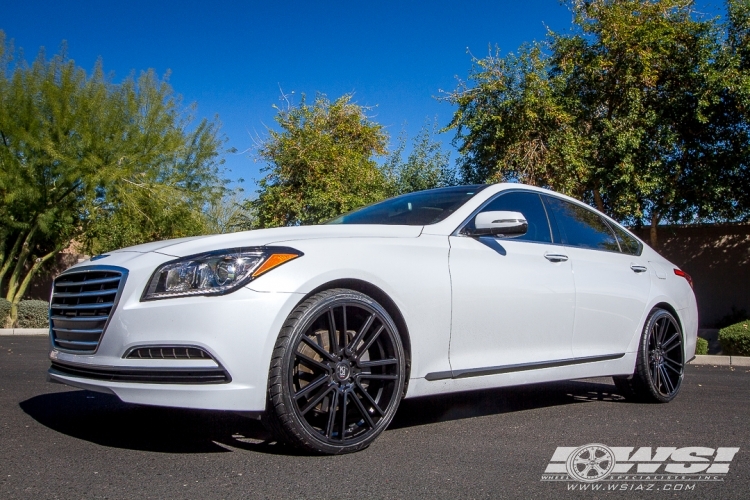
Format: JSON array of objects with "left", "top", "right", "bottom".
[
  {"left": 695, "top": 337, "right": 709, "bottom": 355},
  {"left": 718, "top": 320, "right": 750, "bottom": 356},
  {"left": 0, "top": 298, "right": 10, "bottom": 326},
  {"left": 16, "top": 300, "right": 49, "bottom": 329}
]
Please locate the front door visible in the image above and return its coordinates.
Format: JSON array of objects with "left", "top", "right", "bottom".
[{"left": 448, "top": 191, "right": 576, "bottom": 374}]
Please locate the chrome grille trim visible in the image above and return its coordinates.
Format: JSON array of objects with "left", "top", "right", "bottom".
[{"left": 50, "top": 265, "right": 128, "bottom": 353}]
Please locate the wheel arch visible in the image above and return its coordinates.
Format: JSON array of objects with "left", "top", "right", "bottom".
[
  {"left": 651, "top": 301, "right": 684, "bottom": 335},
  {"left": 649, "top": 301, "right": 689, "bottom": 361},
  {"left": 300, "top": 278, "right": 412, "bottom": 391}
]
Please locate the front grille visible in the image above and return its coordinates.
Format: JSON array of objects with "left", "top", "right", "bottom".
[
  {"left": 50, "top": 361, "right": 231, "bottom": 384},
  {"left": 125, "top": 346, "right": 214, "bottom": 360},
  {"left": 50, "top": 267, "right": 127, "bottom": 353}
]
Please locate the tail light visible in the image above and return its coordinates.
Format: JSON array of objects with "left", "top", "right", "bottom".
[{"left": 674, "top": 268, "right": 693, "bottom": 289}]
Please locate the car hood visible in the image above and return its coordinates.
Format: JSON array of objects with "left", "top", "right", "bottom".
[{"left": 110, "top": 224, "right": 424, "bottom": 257}]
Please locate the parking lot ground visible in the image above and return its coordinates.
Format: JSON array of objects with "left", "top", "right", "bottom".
[{"left": 1, "top": 336, "right": 748, "bottom": 499}]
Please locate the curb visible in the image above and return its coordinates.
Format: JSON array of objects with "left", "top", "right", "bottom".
[
  {"left": 0, "top": 328, "right": 48, "bottom": 336},
  {"left": 690, "top": 354, "right": 750, "bottom": 367}
]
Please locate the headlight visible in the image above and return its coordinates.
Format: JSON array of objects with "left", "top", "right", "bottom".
[{"left": 141, "top": 247, "right": 302, "bottom": 301}]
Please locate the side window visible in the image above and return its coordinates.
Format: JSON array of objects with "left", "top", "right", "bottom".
[
  {"left": 544, "top": 196, "right": 620, "bottom": 252},
  {"left": 609, "top": 222, "right": 642, "bottom": 256},
  {"left": 466, "top": 191, "right": 552, "bottom": 243}
]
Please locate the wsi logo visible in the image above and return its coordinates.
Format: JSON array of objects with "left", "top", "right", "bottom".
[{"left": 542, "top": 444, "right": 740, "bottom": 483}]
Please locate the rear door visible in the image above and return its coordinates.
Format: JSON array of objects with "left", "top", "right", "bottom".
[{"left": 543, "top": 196, "right": 651, "bottom": 358}]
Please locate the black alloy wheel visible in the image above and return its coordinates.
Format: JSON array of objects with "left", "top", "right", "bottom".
[
  {"left": 264, "top": 288, "right": 406, "bottom": 454},
  {"left": 614, "top": 308, "right": 685, "bottom": 403}
]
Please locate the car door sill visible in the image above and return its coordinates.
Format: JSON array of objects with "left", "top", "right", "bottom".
[{"left": 425, "top": 353, "right": 626, "bottom": 381}]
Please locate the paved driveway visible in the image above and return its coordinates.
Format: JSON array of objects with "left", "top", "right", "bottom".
[{"left": 1, "top": 336, "right": 748, "bottom": 499}]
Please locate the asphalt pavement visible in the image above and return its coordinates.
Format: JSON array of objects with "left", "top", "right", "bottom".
[{"left": 1, "top": 336, "right": 748, "bottom": 499}]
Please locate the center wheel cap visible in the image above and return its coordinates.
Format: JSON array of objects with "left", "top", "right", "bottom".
[{"left": 334, "top": 361, "right": 351, "bottom": 382}]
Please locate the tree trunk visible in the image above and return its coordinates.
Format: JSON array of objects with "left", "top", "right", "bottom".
[
  {"left": 5, "top": 243, "right": 63, "bottom": 328},
  {"left": 0, "top": 231, "right": 25, "bottom": 292},
  {"left": 649, "top": 213, "right": 659, "bottom": 248},
  {"left": 4, "top": 226, "right": 38, "bottom": 304},
  {"left": 593, "top": 189, "right": 605, "bottom": 213}
]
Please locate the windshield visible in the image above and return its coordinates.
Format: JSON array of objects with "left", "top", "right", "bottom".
[{"left": 326, "top": 185, "right": 487, "bottom": 225}]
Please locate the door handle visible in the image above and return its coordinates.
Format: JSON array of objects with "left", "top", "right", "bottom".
[
  {"left": 630, "top": 264, "right": 648, "bottom": 273},
  {"left": 545, "top": 253, "right": 569, "bottom": 262}
]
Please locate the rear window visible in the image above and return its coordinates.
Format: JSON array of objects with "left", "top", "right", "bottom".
[{"left": 327, "top": 185, "right": 487, "bottom": 225}]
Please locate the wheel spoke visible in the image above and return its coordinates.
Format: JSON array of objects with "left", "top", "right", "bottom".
[
  {"left": 347, "top": 313, "right": 375, "bottom": 354},
  {"left": 300, "top": 335, "right": 337, "bottom": 363},
  {"left": 300, "top": 385, "right": 334, "bottom": 415},
  {"left": 593, "top": 463, "right": 608, "bottom": 474},
  {"left": 663, "top": 355, "right": 683, "bottom": 372},
  {"left": 341, "top": 305, "right": 348, "bottom": 348},
  {"left": 659, "top": 365, "right": 675, "bottom": 394},
  {"left": 356, "top": 325, "right": 385, "bottom": 359},
  {"left": 657, "top": 318, "right": 667, "bottom": 344},
  {"left": 662, "top": 332, "right": 680, "bottom": 350},
  {"left": 340, "top": 392, "right": 348, "bottom": 441},
  {"left": 354, "top": 379, "right": 384, "bottom": 416},
  {"left": 295, "top": 351, "right": 330, "bottom": 373},
  {"left": 358, "top": 358, "right": 397, "bottom": 368},
  {"left": 294, "top": 374, "right": 330, "bottom": 400},
  {"left": 651, "top": 359, "right": 659, "bottom": 387},
  {"left": 350, "top": 389, "right": 376, "bottom": 429},
  {"left": 328, "top": 308, "right": 339, "bottom": 354},
  {"left": 325, "top": 390, "right": 339, "bottom": 438},
  {"left": 358, "top": 373, "right": 398, "bottom": 381},
  {"left": 663, "top": 360, "right": 682, "bottom": 376}
]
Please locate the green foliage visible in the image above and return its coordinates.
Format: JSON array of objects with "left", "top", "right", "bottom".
[
  {"left": 695, "top": 337, "right": 709, "bottom": 355},
  {"left": 718, "top": 319, "right": 750, "bottom": 356},
  {"left": 384, "top": 119, "right": 457, "bottom": 195},
  {"left": 253, "top": 93, "right": 390, "bottom": 227},
  {"left": 0, "top": 32, "right": 227, "bottom": 322},
  {"left": 0, "top": 298, "right": 9, "bottom": 326},
  {"left": 443, "top": 43, "right": 584, "bottom": 192},
  {"left": 16, "top": 300, "right": 49, "bottom": 328},
  {"left": 204, "top": 190, "right": 257, "bottom": 234},
  {"left": 443, "top": 0, "right": 750, "bottom": 245}
]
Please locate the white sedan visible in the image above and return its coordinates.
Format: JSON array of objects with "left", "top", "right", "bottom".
[{"left": 47, "top": 183, "right": 698, "bottom": 454}]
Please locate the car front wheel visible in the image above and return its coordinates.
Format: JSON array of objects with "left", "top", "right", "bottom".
[{"left": 264, "top": 288, "right": 406, "bottom": 454}]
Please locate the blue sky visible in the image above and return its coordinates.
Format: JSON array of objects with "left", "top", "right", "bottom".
[{"left": 1, "top": 1, "right": 723, "bottom": 193}]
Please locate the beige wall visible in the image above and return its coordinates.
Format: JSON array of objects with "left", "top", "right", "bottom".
[{"left": 634, "top": 223, "right": 750, "bottom": 327}]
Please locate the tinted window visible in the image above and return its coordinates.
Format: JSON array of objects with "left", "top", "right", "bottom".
[
  {"left": 464, "top": 191, "right": 552, "bottom": 243},
  {"left": 609, "top": 222, "right": 642, "bottom": 255},
  {"left": 544, "top": 196, "right": 620, "bottom": 252},
  {"left": 327, "top": 185, "right": 487, "bottom": 225}
]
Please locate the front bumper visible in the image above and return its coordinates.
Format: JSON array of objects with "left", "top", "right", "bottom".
[{"left": 47, "top": 255, "right": 304, "bottom": 412}]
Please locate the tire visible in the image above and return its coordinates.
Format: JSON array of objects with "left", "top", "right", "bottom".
[
  {"left": 264, "top": 288, "right": 406, "bottom": 454},
  {"left": 614, "top": 308, "right": 685, "bottom": 403}
]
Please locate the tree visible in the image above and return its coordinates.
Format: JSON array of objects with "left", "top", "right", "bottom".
[
  {"left": 443, "top": 0, "right": 750, "bottom": 246},
  {"left": 204, "top": 190, "right": 257, "bottom": 234},
  {"left": 442, "top": 43, "right": 588, "bottom": 195},
  {"left": 253, "top": 93, "right": 389, "bottom": 227},
  {"left": 0, "top": 34, "right": 226, "bottom": 325},
  {"left": 384, "top": 119, "right": 457, "bottom": 195}
]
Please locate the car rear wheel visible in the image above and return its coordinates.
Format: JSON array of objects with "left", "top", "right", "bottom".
[
  {"left": 264, "top": 288, "right": 406, "bottom": 454},
  {"left": 614, "top": 308, "right": 684, "bottom": 403}
]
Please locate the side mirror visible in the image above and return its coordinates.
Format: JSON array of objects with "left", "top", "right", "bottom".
[{"left": 468, "top": 211, "right": 528, "bottom": 238}]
